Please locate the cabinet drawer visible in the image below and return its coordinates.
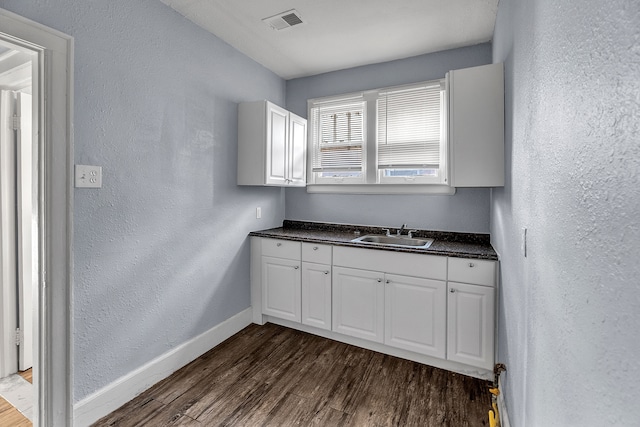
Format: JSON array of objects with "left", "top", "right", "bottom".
[
  {"left": 261, "top": 238, "right": 301, "bottom": 259},
  {"left": 448, "top": 257, "right": 496, "bottom": 287},
  {"left": 302, "top": 242, "right": 332, "bottom": 264},
  {"left": 333, "top": 246, "right": 447, "bottom": 280}
]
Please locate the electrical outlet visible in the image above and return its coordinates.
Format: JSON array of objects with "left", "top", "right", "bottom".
[
  {"left": 75, "top": 165, "right": 102, "bottom": 188},
  {"left": 256, "top": 207, "right": 262, "bottom": 219}
]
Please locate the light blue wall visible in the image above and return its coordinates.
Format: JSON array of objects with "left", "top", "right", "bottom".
[
  {"left": 285, "top": 44, "right": 493, "bottom": 233},
  {"left": 492, "top": 0, "right": 640, "bottom": 425},
  {"left": 0, "top": 0, "right": 286, "bottom": 402}
]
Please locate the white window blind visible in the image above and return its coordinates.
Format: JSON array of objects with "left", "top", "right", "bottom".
[
  {"left": 310, "top": 100, "right": 365, "bottom": 172},
  {"left": 377, "top": 82, "right": 443, "bottom": 169}
]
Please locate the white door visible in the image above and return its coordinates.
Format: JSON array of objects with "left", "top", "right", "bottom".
[
  {"left": 332, "top": 266, "right": 384, "bottom": 343},
  {"left": 288, "top": 113, "right": 307, "bottom": 186},
  {"left": 301, "top": 262, "right": 331, "bottom": 330},
  {"left": 261, "top": 256, "right": 301, "bottom": 322},
  {"left": 16, "top": 92, "right": 33, "bottom": 370},
  {"left": 0, "top": 89, "right": 18, "bottom": 378},
  {"left": 265, "top": 103, "right": 288, "bottom": 186},
  {"left": 447, "top": 281, "right": 495, "bottom": 369},
  {"left": 0, "top": 90, "right": 33, "bottom": 375},
  {"left": 384, "top": 274, "right": 446, "bottom": 358}
]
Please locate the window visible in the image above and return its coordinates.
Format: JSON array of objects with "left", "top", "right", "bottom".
[
  {"left": 308, "top": 79, "right": 448, "bottom": 191},
  {"left": 310, "top": 96, "right": 365, "bottom": 183}
]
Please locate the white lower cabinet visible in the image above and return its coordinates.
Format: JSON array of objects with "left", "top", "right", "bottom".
[
  {"left": 301, "top": 262, "right": 332, "bottom": 330},
  {"left": 332, "top": 266, "right": 384, "bottom": 343},
  {"left": 384, "top": 274, "right": 447, "bottom": 359},
  {"left": 261, "top": 256, "right": 301, "bottom": 322},
  {"left": 254, "top": 238, "right": 498, "bottom": 375},
  {"left": 447, "top": 281, "right": 495, "bottom": 370}
]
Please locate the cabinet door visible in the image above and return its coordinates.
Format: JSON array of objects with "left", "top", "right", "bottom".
[
  {"left": 261, "top": 256, "right": 301, "bottom": 322},
  {"left": 385, "top": 274, "right": 446, "bottom": 358},
  {"left": 288, "top": 112, "right": 307, "bottom": 186},
  {"left": 449, "top": 63, "right": 504, "bottom": 187},
  {"left": 265, "top": 103, "right": 289, "bottom": 185},
  {"left": 301, "top": 262, "right": 331, "bottom": 330},
  {"left": 447, "top": 282, "right": 495, "bottom": 369},
  {"left": 332, "top": 267, "right": 384, "bottom": 343}
]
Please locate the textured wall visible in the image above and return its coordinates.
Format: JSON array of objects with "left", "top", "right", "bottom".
[
  {"left": 0, "top": 0, "right": 286, "bottom": 402},
  {"left": 285, "top": 44, "right": 493, "bottom": 233},
  {"left": 492, "top": 0, "right": 640, "bottom": 425}
]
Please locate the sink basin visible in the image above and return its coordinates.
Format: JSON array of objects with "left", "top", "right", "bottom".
[{"left": 351, "top": 234, "right": 434, "bottom": 249}]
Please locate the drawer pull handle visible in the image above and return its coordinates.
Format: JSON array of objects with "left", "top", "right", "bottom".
[
  {"left": 313, "top": 246, "right": 318, "bottom": 251},
  {"left": 324, "top": 271, "right": 329, "bottom": 275},
  {"left": 294, "top": 266, "right": 299, "bottom": 270},
  {"left": 377, "top": 278, "right": 382, "bottom": 283},
  {"left": 386, "top": 280, "right": 391, "bottom": 284},
  {"left": 468, "top": 262, "right": 475, "bottom": 267},
  {"left": 276, "top": 243, "right": 282, "bottom": 247},
  {"left": 450, "top": 288, "right": 456, "bottom": 293}
]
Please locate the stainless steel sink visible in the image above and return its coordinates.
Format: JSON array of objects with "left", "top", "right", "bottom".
[{"left": 351, "top": 234, "right": 434, "bottom": 249}]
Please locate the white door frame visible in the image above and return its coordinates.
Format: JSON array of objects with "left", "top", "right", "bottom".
[{"left": 0, "top": 7, "right": 73, "bottom": 427}]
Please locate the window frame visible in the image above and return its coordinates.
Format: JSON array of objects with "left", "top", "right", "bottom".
[{"left": 307, "top": 79, "right": 450, "bottom": 193}]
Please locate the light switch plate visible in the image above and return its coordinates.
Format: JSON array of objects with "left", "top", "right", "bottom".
[{"left": 75, "top": 165, "right": 102, "bottom": 188}]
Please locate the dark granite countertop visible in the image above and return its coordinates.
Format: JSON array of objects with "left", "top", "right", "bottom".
[{"left": 249, "top": 220, "right": 498, "bottom": 261}]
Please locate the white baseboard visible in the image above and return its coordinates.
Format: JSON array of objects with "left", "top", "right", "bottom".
[
  {"left": 497, "top": 375, "right": 511, "bottom": 427},
  {"left": 73, "top": 308, "right": 252, "bottom": 427}
]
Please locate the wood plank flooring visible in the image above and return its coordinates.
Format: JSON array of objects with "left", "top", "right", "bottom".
[
  {"left": 0, "top": 369, "right": 33, "bottom": 427},
  {"left": 0, "top": 396, "right": 32, "bottom": 427},
  {"left": 18, "top": 368, "right": 33, "bottom": 384},
  {"left": 94, "top": 323, "right": 492, "bottom": 426}
]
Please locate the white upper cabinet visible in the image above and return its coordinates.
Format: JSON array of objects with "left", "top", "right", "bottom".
[
  {"left": 288, "top": 113, "right": 307, "bottom": 186},
  {"left": 448, "top": 63, "right": 504, "bottom": 187},
  {"left": 238, "top": 100, "right": 307, "bottom": 186}
]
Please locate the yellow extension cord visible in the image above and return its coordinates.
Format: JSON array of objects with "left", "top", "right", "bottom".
[{"left": 488, "top": 388, "right": 500, "bottom": 427}]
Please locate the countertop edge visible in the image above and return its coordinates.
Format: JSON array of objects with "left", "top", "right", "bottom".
[{"left": 249, "top": 227, "right": 498, "bottom": 261}]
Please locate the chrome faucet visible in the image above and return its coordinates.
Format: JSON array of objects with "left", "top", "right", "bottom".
[{"left": 396, "top": 224, "right": 418, "bottom": 238}]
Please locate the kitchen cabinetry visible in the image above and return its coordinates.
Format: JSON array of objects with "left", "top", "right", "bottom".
[
  {"left": 260, "top": 239, "right": 301, "bottom": 322},
  {"left": 251, "top": 237, "right": 498, "bottom": 378},
  {"left": 238, "top": 100, "right": 307, "bottom": 187},
  {"left": 258, "top": 239, "right": 332, "bottom": 328},
  {"left": 333, "top": 247, "right": 447, "bottom": 352},
  {"left": 446, "top": 258, "right": 496, "bottom": 370},
  {"left": 448, "top": 63, "right": 504, "bottom": 187},
  {"left": 385, "top": 274, "right": 446, "bottom": 359},
  {"left": 332, "top": 266, "right": 384, "bottom": 343},
  {"left": 301, "top": 243, "right": 332, "bottom": 330}
]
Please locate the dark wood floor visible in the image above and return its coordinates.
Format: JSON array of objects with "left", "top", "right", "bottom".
[{"left": 93, "top": 323, "right": 492, "bottom": 426}]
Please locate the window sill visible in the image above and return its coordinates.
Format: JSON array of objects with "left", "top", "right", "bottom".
[{"left": 305, "top": 184, "right": 456, "bottom": 195}]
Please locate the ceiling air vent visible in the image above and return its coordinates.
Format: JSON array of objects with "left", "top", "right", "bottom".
[{"left": 262, "top": 9, "right": 305, "bottom": 31}]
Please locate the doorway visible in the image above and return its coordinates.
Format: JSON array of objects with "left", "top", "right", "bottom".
[
  {"left": 0, "top": 38, "right": 37, "bottom": 424},
  {"left": 0, "top": 8, "right": 73, "bottom": 426}
]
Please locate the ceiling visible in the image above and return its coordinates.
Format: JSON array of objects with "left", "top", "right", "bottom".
[{"left": 160, "top": 0, "right": 499, "bottom": 80}]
